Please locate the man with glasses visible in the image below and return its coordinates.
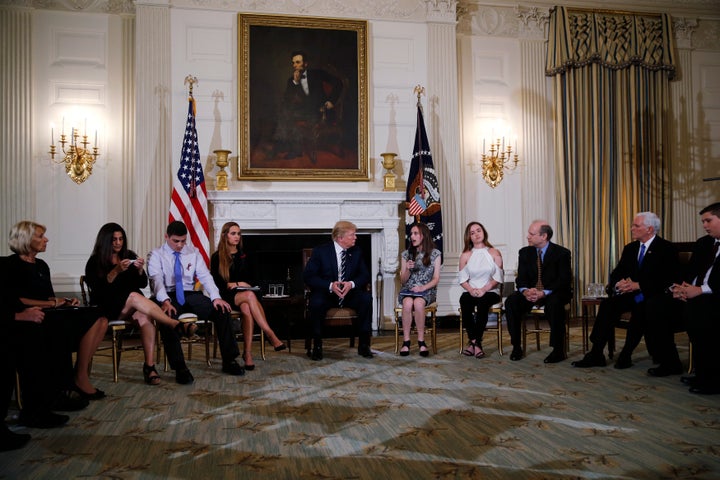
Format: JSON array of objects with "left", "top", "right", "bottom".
[
  {"left": 505, "top": 220, "right": 572, "bottom": 363},
  {"left": 572, "top": 212, "right": 681, "bottom": 371}
]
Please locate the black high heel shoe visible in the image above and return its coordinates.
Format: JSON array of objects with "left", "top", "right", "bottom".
[
  {"left": 143, "top": 363, "right": 161, "bottom": 385},
  {"left": 418, "top": 341, "right": 430, "bottom": 357},
  {"left": 72, "top": 383, "right": 106, "bottom": 400},
  {"left": 242, "top": 352, "right": 255, "bottom": 371},
  {"left": 274, "top": 343, "right": 287, "bottom": 352},
  {"left": 400, "top": 340, "right": 411, "bottom": 356}
]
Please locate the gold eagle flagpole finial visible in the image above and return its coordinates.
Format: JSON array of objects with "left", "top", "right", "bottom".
[
  {"left": 184, "top": 75, "right": 198, "bottom": 97},
  {"left": 413, "top": 85, "right": 425, "bottom": 108}
]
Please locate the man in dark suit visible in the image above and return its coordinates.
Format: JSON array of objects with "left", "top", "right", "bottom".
[
  {"left": 505, "top": 220, "right": 572, "bottom": 363},
  {"left": 670, "top": 202, "right": 720, "bottom": 394},
  {"left": 572, "top": 212, "right": 681, "bottom": 371},
  {"left": 275, "top": 50, "right": 343, "bottom": 159},
  {"left": 303, "top": 221, "right": 373, "bottom": 360}
]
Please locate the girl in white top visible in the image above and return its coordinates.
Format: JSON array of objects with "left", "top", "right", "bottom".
[{"left": 458, "top": 222, "right": 503, "bottom": 358}]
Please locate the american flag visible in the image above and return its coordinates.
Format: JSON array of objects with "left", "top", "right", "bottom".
[
  {"left": 405, "top": 102, "right": 443, "bottom": 256},
  {"left": 408, "top": 193, "right": 427, "bottom": 216},
  {"left": 169, "top": 96, "right": 210, "bottom": 266}
]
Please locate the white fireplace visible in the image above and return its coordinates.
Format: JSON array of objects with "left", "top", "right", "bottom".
[{"left": 207, "top": 190, "right": 405, "bottom": 330}]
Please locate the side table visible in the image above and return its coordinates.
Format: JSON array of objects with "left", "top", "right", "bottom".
[
  {"left": 580, "top": 297, "right": 604, "bottom": 353},
  {"left": 261, "top": 294, "right": 305, "bottom": 353}
]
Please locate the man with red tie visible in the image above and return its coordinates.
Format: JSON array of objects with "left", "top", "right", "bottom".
[{"left": 670, "top": 202, "right": 720, "bottom": 394}]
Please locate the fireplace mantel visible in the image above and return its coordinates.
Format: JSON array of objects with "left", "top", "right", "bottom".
[{"left": 208, "top": 190, "right": 405, "bottom": 329}]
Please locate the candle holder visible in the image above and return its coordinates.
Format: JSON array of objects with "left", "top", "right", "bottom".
[
  {"left": 473, "top": 138, "right": 519, "bottom": 188},
  {"left": 380, "top": 152, "right": 397, "bottom": 191},
  {"left": 49, "top": 127, "right": 99, "bottom": 185},
  {"left": 214, "top": 149, "right": 231, "bottom": 190}
]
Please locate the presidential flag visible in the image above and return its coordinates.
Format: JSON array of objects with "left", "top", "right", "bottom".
[
  {"left": 405, "top": 103, "right": 443, "bottom": 256},
  {"left": 169, "top": 95, "right": 210, "bottom": 266}
]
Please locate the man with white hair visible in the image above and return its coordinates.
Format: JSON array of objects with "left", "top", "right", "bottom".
[{"left": 572, "top": 212, "right": 681, "bottom": 370}]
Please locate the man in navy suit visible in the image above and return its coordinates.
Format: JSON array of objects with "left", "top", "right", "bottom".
[
  {"left": 670, "top": 202, "right": 720, "bottom": 394},
  {"left": 303, "top": 221, "right": 373, "bottom": 360},
  {"left": 572, "top": 212, "right": 681, "bottom": 370},
  {"left": 505, "top": 220, "right": 572, "bottom": 363}
]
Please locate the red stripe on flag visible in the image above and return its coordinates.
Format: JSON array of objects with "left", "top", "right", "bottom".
[{"left": 169, "top": 96, "right": 210, "bottom": 266}]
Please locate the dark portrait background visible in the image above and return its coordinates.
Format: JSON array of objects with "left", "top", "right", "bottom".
[{"left": 248, "top": 25, "right": 359, "bottom": 170}]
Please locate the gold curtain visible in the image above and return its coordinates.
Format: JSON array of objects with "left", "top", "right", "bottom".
[{"left": 546, "top": 7, "right": 676, "bottom": 305}]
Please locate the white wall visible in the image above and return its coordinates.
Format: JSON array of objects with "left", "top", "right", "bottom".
[
  {"left": 32, "top": 10, "right": 126, "bottom": 291},
  {"left": 458, "top": 33, "right": 524, "bottom": 276}
]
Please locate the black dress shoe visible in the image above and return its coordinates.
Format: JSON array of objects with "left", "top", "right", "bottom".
[
  {"left": 358, "top": 345, "right": 374, "bottom": 358},
  {"left": 222, "top": 360, "right": 246, "bottom": 376},
  {"left": 18, "top": 411, "right": 69, "bottom": 429},
  {"left": 543, "top": 349, "right": 566, "bottom": 364},
  {"left": 647, "top": 365, "right": 683, "bottom": 377},
  {"left": 689, "top": 384, "right": 720, "bottom": 395},
  {"left": 510, "top": 348, "right": 523, "bottom": 361},
  {"left": 613, "top": 354, "right": 632, "bottom": 369},
  {"left": 311, "top": 347, "right": 323, "bottom": 361},
  {"left": 571, "top": 352, "right": 607, "bottom": 368},
  {"left": 52, "top": 391, "right": 89, "bottom": 411},
  {"left": 0, "top": 426, "right": 31, "bottom": 451},
  {"left": 175, "top": 367, "right": 194, "bottom": 385},
  {"left": 680, "top": 375, "right": 697, "bottom": 386}
]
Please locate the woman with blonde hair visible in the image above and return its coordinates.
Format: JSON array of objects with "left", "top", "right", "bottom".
[
  {"left": 8, "top": 220, "right": 106, "bottom": 404},
  {"left": 211, "top": 222, "right": 286, "bottom": 370}
]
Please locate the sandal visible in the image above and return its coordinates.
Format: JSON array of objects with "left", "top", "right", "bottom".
[
  {"left": 143, "top": 363, "right": 161, "bottom": 385},
  {"left": 474, "top": 345, "right": 486, "bottom": 359},
  {"left": 400, "top": 340, "right": 411, "bottom": 356},
  {"left": 462, "top": 341, "right": 477, "bottom": 357},
  {"left": 175, "top": 321, "right": 197, "bottom": 338},
  {"left": 418, "top": 341, "right": 429, "bottom": 357}
]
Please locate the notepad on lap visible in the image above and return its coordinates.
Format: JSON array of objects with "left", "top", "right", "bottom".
[
  {"left": 398, "top": 289, "right": 424, "bottom": 297},
  {"left": 232, "top": 285, "right": 261, "bottom": 292}
]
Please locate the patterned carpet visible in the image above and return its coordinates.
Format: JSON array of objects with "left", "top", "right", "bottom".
[{"left": 1, "top": 327, "right": 719, "bottom": 479}]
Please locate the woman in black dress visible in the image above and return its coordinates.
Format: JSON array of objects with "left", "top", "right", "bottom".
[
  {"left": 211, "top": 222, "right": 286, "bottom": 370},
  {"left": 8, "top": 220, "right": 107, "bottom": 405},
  {"left": 85, "top": 223, "right": 196, "bottom": 385}
]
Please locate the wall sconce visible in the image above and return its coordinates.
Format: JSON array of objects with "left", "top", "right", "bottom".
[
  {"left": 474, "top": 137, "right": 519, "bottom": 188},
  {"left": 49, "top": 119, "right": 99, "bottom": 185}
]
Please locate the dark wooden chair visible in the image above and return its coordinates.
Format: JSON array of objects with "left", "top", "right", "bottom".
[{"left": 302, "top": 248, "right": 357, "bottom": 352}]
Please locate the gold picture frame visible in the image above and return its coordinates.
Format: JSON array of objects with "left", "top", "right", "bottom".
[{"left": 238, "top": 14, "right": 368, "bottom": 181}]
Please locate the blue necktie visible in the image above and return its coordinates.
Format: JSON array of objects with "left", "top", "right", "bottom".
[
  {"left": 173, "top": 251, "right": 185, "bottom": 305},
  {"left": 635, "top": 244, "right": 646, "bottom": 303}
]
